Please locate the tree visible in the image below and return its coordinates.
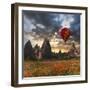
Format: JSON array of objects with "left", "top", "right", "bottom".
[
  {"left": 68, "top": 42, "right": 79, "bottom": 58},
  {"left": 34, "top": 44, "right": 40, "bottom": 59},
  {"left": 24, "top": 40, "right": 34, "bottom": 59},
  {"left": 41, "top": 38, "right": 52, "bottom": 59}
]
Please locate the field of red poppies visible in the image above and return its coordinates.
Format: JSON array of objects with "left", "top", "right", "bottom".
[{"left": 24, "top": 58, "right": 80, "bottom": 77}]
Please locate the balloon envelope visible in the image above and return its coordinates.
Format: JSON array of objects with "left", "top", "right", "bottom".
[{"left": 59, "top": 27, "right": 71, "bottom": 42}]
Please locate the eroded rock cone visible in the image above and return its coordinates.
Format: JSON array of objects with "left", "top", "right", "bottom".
[{"left": 24, "top": 40, "right": 34, "bottom": 59}]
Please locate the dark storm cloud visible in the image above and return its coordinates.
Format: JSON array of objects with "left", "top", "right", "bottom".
[
  {"left": 70, "top": 15, "right": 80, "bottom": 42},
  {"left": 70, "top": 15, "right": 80, "bottom": 30},
  {"left": 23, "top": 11, "right": 58, "bottom": 27},
  {"left": 22, "top": 10, "right": 80, "bottom": 42}
]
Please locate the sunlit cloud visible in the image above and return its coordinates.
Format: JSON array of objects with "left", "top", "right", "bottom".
[
  {"left": 53, "top": 14, "right": 74, "bottom": 28},
  {"left": 61, "top": 15, "right": 74, "bottom": 28},
  {"left": 36, "top": 24, "right": 45, "bottom": 29}
]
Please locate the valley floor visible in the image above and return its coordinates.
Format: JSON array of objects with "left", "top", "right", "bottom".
[{"left": 24, "top": 58, "right": 80, "bottom": 77}]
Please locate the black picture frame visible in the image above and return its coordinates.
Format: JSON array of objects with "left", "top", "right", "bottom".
[{"left": 11, "top": 3, "right": 88, "bottom": 87}]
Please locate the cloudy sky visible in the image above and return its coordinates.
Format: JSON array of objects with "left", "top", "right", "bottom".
[{"left": 22, "top": 10, "right": 80, "bottom": 53}]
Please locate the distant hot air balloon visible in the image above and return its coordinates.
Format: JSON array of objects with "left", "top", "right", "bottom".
[{"left": 58, "top": 27, "right": 71, "bottom": 42}]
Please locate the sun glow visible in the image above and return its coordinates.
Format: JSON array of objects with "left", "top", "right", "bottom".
[
  {"left": 52, "top": 47, "right": 69, "bottom": 53},
  {"left": 51, "top": 48, "right": 60, "bottom": 53},
  {"left": 61, "top": 49, "right": 69, "bottom": 53}
]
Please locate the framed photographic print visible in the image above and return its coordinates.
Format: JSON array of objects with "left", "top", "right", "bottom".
[{"left": 11, "top": 3, "right": 88, "bottom": 87}]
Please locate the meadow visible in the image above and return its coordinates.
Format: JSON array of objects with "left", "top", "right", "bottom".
[{"left": 24, "top": 58, "right": 80, "bottom": 77}]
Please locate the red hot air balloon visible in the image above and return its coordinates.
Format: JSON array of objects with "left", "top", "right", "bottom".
[{"left": 58, "top": 27, "right": 71, "bottom": 42}]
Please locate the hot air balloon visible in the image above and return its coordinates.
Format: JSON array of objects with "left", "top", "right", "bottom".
[{"left": 58, "top": 27, "right": 71, "bottom": 42}]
